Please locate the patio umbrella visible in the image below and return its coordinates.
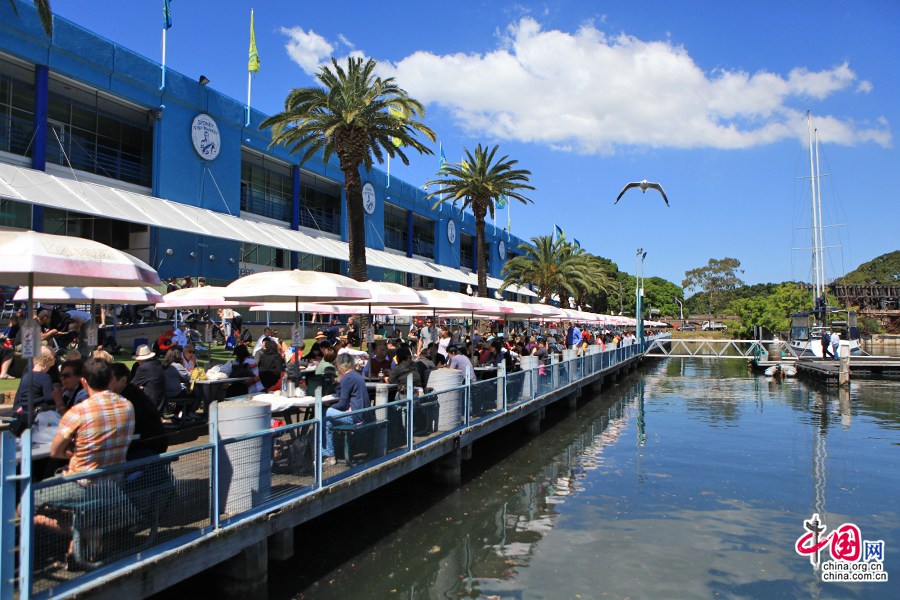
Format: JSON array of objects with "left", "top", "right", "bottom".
[
  {"left": 156, "top": 286, "right": 256, "bottom": 345},
  {"left": 224, "top": 270, "right": 372, "bottom": 364},
  {"left": 0, "top": 230, "right": 160, "bottom": 425},
  {"left": 328, "top": 280, "right": 424, "bottom": 349},
  {"left": 408, "top": 291, "right": 484, "bottom": 361}
]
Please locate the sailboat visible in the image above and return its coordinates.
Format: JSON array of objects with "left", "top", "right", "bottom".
[{"left": 788, "top": 112, "right": 862, "bottom": 358}]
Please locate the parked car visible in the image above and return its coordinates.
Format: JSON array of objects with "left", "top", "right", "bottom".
[{"left": 679, "top": 324, "right": 698, "bottom": 332}]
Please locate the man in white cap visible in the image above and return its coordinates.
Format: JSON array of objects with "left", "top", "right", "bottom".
[
  {"left": 131, "top": 345, "right": 167, "bottom": 413},
  {"left": 172, "top": 323, "right": 190, "bottom": 349}
]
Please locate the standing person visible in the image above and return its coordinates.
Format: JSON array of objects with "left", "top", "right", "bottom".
[
  {"left": 830, "top": 331, "right": 841, "bottom": 361},
  {"left": 181, "top": 276, "right": 193, "bottom": 289},
  {"left": 418, "top": 317, "right": 435, "bottom": 355},
  {"left": 166, "top": 277, "right": 180, "bottom": 294},
  {"left": 821, "top": 330, "right": 833, "bottom": 360},
  {"left": 532, "top": 338, "right": 550, "bottom": 365},
  {"left": 131, "top": 345, "right": 168, "bottom": 414},
  {"left": 346, "top": 315, "right": 360, "bottom": 347},
  {"left": 437, "top": 326, "right": 452, "bottom": 359},
  {"left": 0, "top": 315, "right": 19, "bottom": 379}
]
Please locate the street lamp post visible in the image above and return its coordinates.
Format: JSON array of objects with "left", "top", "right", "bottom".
[
  {"left": 673, "top": 297, "right": 684, "bottom": 327},
  {"left": 635, "top": 249, "right": 644, "bottom": 351}
]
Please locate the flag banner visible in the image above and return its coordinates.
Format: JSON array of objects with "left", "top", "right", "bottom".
[
  {"left": 248, "top": 11, "right": 260, "bottom": 73},
  {"left": 390, "top": 107, "right": 403, "bottom": 147},
  {"left": 164, "top": 0, "right": 173, "bottom": 29},
  {"left": 439, "top": 142, "right": 446, "bottom": 172},
  {"left": 461, "top": 158, "right": 470, "bottom": 172},
  {"left": 555, "top": 224, "right": 565, "bottom": 242},
  {"left": 496, "top": 195, "right": 507, "bottom": 209},
  {"left": 574, "top": 238, "right": 581, "bottom": 250}
]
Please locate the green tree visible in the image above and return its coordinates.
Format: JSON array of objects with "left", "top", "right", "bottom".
[
  {"left": 498, "top": 236, "right": 588, "bottom": 304},
  {"left": 729, "top": 283, "right": 812, "bottom": 337},
  {"left": 7, "top": 1, "right": 52, "bottom": 37},
  {"left": 683, "top": 258, "right": 745, "bottom": 315},
  {"left": 836, "top": 250, "right": 900, "bottom": 284},
  {"left": 261, "top": 57, "right": 436, "bottom": 281},
  {"left": 426, "top": 144, "right": 534, "bottom": 296}
]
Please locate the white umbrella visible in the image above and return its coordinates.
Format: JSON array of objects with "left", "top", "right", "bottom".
[
  {"left": 328, "top": 280, "right": 424, "bottom": 350},
  {"left": 0, "top": 231, "right": 160, "bottom": 425},
  {"left": 156, "top": 286, "right": 257, "bottom": 343}
]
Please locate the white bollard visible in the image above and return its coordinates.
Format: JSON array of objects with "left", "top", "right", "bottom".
[{"left": 217, "top": 399, "right": 272, "bottom": 515}]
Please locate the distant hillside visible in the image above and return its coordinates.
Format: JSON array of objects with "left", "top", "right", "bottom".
[{"left": 836, "top": 251, "right": 900, "bottom": 285}]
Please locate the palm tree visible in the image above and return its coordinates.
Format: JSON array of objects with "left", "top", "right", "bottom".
[
  {"left": 7, "top": 1, "right": 53, "bottom": 37},
  {"left": 425, "top": 144, "right": 534, "bottom": 297},
  {"left": 499, "top": 236, "right": 590, "bottom": 305},
  {"left": 573, "top": 254, "right": 614, "bottom": 310},
  {"left": 261, "top": 57, "right": 435, "bottom": 281}
]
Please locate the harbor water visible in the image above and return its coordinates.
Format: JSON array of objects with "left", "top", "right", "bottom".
[{"left": 172, "top": 358, "right": 900, "bottom": 599}]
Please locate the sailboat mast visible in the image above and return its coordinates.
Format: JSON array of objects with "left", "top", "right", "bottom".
[
  {"left": 807, "top": 111, "right": 820, "bottom": 302},
  {"left": 815, "top": 129, "right": 826, "bottom": 295}
]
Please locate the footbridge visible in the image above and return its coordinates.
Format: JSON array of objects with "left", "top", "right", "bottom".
[{"left": 645, "top": 338, "right": 778, "bottom": 359}]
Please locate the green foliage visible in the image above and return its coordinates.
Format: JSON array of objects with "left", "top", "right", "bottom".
[
  {"left": 683, "top": 258, "right": 745, "bottom": 314},
  {"left": 685, "top": 283, "right": 781, "bottom": 315},
  {"left": 836, "top": 251, "right": 900, "bottom": 284},
  {"left": 859, "top": 317, "right": 882, "bottom": 335},
  {"left": 426, "top": 144, "right": 534, "bottom": 297},
  {"left": 728, "top": 283, "right": 812, "bottom": 337}
]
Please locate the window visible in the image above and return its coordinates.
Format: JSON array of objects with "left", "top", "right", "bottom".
[
  {"left": 240, "top": 242, "right": 286, "bottom": 269},
  {"left": 383, "top": 269, "right": 404, "bottom": 284},
  {"left": 410, "top": 274, "right": 434, "bottom": 289},
  {"left": 0, "top": 59, "right": 35, "bottom": 159},
  {"left": 298, "top": 252, "right": 340, "bottom": 274},
  {"left": 384, "top": 203, "right": 407, "bottom": 252},
  {"left": 460, "top": 233, "right": 474, "bottom": 269},
  {"left": 42, "top": 207, "right": 132, "bottom": 249},
  {"left": 45, "top": 77, "right": 153, "bottom": 187},
  {"left": 296, "top": 170, "right": 342, "bottom": 234},
  {"left": 241, "top": 152, "right": 292, "bottom": 223},
  {"left": 0, "top": 199, "right": 31, "bottom": 229},
  {"left": 411, "top": 213, "right": 434, "bottom": 259}
]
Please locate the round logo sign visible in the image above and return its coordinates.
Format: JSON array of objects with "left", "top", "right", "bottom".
[
  {"left": 447, "top": 220, "right": 457, "bottom": 244},
  {"left": 499, "top": 240, "right": 506, "bottom": 260},
  {"left": 362, "top": 183, "right": 376, "bottom": 215},
  {"left": 191, "top": 114, "right": 220, "bottom": 161}
]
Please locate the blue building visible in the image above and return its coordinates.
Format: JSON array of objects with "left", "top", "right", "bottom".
[{"left": 0, "top": 1, "right": 535, "bottom": 301}]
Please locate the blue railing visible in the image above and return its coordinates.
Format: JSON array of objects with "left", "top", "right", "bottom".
[
  {"left": 44, "top": 133, "right": 152, "bottom": 188},
  {"left": 1, "top": 332, "right": 669, "bottom": 599},
  {"left": 240, "top": 190, "right": 341, "bottom": 235},
  {"left": 0, "top": 113, "right": 34, "bottom": 158}
]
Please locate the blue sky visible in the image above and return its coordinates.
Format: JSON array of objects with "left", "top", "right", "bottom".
[{"left": 51, "top": 0, "right": 899, "bottom": 288}]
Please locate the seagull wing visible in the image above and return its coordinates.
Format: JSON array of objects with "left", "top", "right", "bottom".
[
  {"left": 614, "top": 182, "right": 641, "bottom": 204},
  {"left": 646, "top": 182, "right": 669, "bottom": 207}
]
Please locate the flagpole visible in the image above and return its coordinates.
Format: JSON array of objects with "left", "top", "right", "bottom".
[
  {"left": 160, "top": 27, "right": 166, "bottom": 90},
  {"left": 246, "top": 9, "right": 254, "bottom": 126}
]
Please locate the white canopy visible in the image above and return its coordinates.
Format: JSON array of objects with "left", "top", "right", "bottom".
[
  {"left": 224, "top": 270, "right": 372, "bottom": 304},
  {"left": 156, "top": 286, "right": 255, "bottom": 309},
  {"left": 15, "top": 286, "right": 163, "bottom": 305}
]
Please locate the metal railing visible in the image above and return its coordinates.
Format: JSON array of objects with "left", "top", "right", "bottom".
[
  {"left": 2, "top": 332, "right": 669, "bottom": 599},
  {"left": 45, "top": 131, "right": 152, "bottom": 188},
  {"left": 240, "top": 190, "right": 342, "bottom": 235},
  {"left": 0, "top": 113, "right": 34, "bottom": 158}
]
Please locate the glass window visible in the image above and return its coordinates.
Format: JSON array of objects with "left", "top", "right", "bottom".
[
  {"left": 0, "top": 199, "right": 31, "bottom": 229},
  {"left": 383, "top": 269, "right": 404, "bottom": 284},
  {"left": 38, "top": 207, "right": 130, "bottom": 250},
  {"left": 460, "top": 233, "right": 474, "bottom": 269},
  {"left": 45, "top": 77, "right": 153, "bottom": 187},
  {"left": 0, "top": 59, "right": 35, "bottom": 158},
  {"left": 298, "top": 252, "right": 340, "bottom": 274},
  {"left": 240, "top": 242, "right": 286, "bottom": 268},
  {"left": 411, "top": 213, "right": 434, "bottom": 259},
  {"left": 410, "top": 274, "right": 434, "bottom": 290},
  {"left": 384, "top": 203, "right": 407, "bottom": 252}
]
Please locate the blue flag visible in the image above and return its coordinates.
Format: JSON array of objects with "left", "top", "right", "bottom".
[
  {"left": 439, "top": 142, "right": 446, "bottom": 172},
  {"left": 574, "top": 238, "right": 581, "bottom": 250},
  {"left": 554, "top": 224, "right": 564, "bottom": 243},
  {"left": 496, "top": 194, "right": 507, "bottom": 209},
  {"left": 164, "top": 0, "right": 173, "bottom": 29}
]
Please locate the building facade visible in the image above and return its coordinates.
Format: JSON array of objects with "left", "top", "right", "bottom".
[{"left": 0, "top": 2, "right": 534, "bottom": 301}]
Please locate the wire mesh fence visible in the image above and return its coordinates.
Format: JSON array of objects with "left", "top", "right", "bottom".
[
  {"left": 322, "top": 401, "right": 409, "bottom": 484},
  {"left": 505, "top": 370, "right": 531, "bottom": 408},
  {"left": 31, "top": 446, "right": 212, "bottom": 595},
  {"left": 469, "top": 378, "right": 500, "bottom": 423}
]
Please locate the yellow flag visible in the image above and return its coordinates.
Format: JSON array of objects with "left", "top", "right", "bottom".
[
  {"left": 390, "top": 107, "right": 403, "bottom": 147},
  {"left": 248, "top": 11, "right": 260, "bottom": 73}
]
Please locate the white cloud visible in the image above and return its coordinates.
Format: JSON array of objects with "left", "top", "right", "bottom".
[
  {"left": 856, "top": 80, "right": 873, "bottom": 93},
  {"left": 372, "top": 17, "right": 890, "bottom": 153},
  {"left": 337, "top": 33, "right": 355, "bottom": 49},
  {"left": 280, "top": 26, "right": 333, "bottom": 75}
]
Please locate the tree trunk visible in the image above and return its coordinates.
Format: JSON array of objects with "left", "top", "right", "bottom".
[
  {"left": 342, "top": 163, "right": 367, "bottom": 283},
  {"left": 474, "top": 199, "right": 488, "bottom": 298}
]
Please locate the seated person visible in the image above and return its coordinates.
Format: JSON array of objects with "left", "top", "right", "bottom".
[
  {"left": 163, "top": 348, "right": 194, "bottom": 418},
  {"left": 324, "top": 319, "right": 342, "bottom": 342},
  {"left": 315, "top": 346, "right": 338, "bottom": 376},
  {"left": 253, "top": 327, "right": 276, "bottom": 356},
  {"left": 257, "top": 338, "right": 285, "bottom": 391},
  {"left": 12, "top": 345, "right": 56, "bottom": 415},
  {"left": 51, "top": 359, "right": 89, "bottom": 413},
  {"left": 323, "top": 353, "right": 369, "bottom": 465},
  {"left": 171, "top": 323, "right": 190, "bottom": 349},
  {"left": 182, "top": 344, "right": 198, "bottom": 371},
  {"left": 362, "top": 343, "right": 392, "bottom": 378},
  {"left": 229, "top": 345, "right": 263, "bottom": 395},
  {"left": 131, "top": 345, "right": 168, "bottom": 414},
  {"left": 0, "top": 316, "right": 19, "bottom": 380},
  {"left": 153, "top": 330, "right": 175, "bottom": 354},
  {"left": 447, "top": 345, "right": 476, "bottom": 381},
  {"left": 109, "top": 362, "right": 168, "bottom": 460},
  {"left": 304, "top": 341, "right": 324, "bottom": 362},
  {"left": 387, "top": 347, "right": 422, "bottom": 395},
  {"left": 34, "top": 359, "right": 134, "bottom": 547}
]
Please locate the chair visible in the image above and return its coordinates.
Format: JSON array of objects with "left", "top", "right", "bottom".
[
  {"left": 305, "top": 371, "right": 335, "bottom": 398},
  {"left": 331, "top": 419, "right": 389, "bottom": 467}
]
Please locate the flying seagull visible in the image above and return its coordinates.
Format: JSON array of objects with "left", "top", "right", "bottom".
[{"left": 615, "top": 180, "right": 669, "bottom": 207}]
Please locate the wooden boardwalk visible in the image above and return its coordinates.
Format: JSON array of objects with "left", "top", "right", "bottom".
[{"left": 796, "top": 356, "right": 900, "bottom": 385}]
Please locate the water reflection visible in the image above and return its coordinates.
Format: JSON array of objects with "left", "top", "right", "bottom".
[{"left": 269, "top": 358, "right": 900, "bottom": 600}]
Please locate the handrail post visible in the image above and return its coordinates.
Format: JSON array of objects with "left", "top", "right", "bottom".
[
  {"left": 464, "top": 369, "right": 471, "bottom": 427},
  {"left": 551, "top": 350, "right": 558, "bottom": 390},
  {"left": 18, "top": 428, "right": 33, "bottom": 597},
  {"left": 1, "top": 433, "right": 18, "bottom": 599},
  {"left": 315, "top": 388, "right": 323, "bottom": 488},
  {"left": 406, "top": 373, "right": 414, "bottom": 452},
  {"left": 498, "top": 359, "right": 506, "bottom": 412},
  {"left": 209, "top": 401, "right": 220, "bottom": 530}
]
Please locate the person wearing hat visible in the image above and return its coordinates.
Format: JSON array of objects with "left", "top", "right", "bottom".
[
  {"left": 131, "top": 344, "right": 168, "bottom": 414},
  {"left": 315, "top": 330, "right": 327, "bottom": 342},
  {"left": 153, "top": 330, "right": 175, "bottom": 354}
]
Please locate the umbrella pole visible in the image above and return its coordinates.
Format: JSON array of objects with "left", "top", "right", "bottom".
[
  {"left": 294, "top": 298, "right": 299, "bottom": 366},
  {"left": 27, "top": 274, "right": 34, "bottom": 427}
]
